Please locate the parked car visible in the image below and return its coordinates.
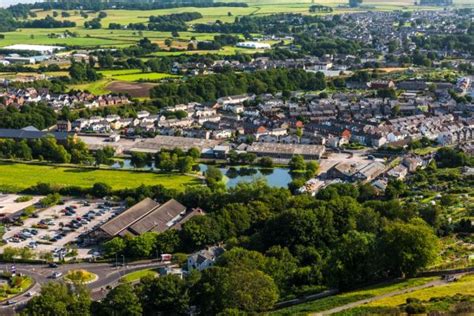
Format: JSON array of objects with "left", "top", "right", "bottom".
[{"left": 51, "top": 272, "right": 62, "bottom": 279}]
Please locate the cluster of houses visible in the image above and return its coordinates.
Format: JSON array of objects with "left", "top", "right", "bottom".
[
  {"left": 327, "top": 10, "right": 473, "bottom": 61},
  {"left": 171, "top": 56, "right": 340, "bottom": 76},
  {"left": 308, "top": 113, "right": 474, "bottom": 149},
  {"left": 299, "top": 153, "right": 429, "bottom": 196},
  {"left": 0, "top": 88, "right": 131, "bottom": 110},
  {"left": 65, "top": 85, "right": 473, "bottom": 152}
]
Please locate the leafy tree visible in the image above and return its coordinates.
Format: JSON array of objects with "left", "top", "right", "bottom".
[
  {"left": 98, "top": 283, "right": 142, "bottom": 316},
  {"left": 126, "top": 232, "right": 157, "bottom": 258},
  {"left": 257, "top": 157, "right": 274, "bottom": 168},
  {"left": 195, "top": 267, "right": 279, "bottom": 314},
  {"left": 91, "top": 182, "right": 112, "bottom": 198},
  {"left": 327, "top": 230, "right": 378, "bottom": 289},
  {"left": 22, "top": 282, "right": 91, "bottom": 316},
  {"left": 379, "top": 218, "right": 439, "bottom": 277},
  {"left": 289, "top": 155, "right": 306, "bottom": 171},
  {"left": 103, "top": 237, "right": 126, "bottom": 257},
  {"left": 136, "top": 275, "right": 190, "bottom": 315}
]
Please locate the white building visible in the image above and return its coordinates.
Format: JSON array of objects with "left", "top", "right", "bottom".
[
  {"left": 3, "top": 44, "right": 65, "bottom": 55},
  {"left": 236, "top": 41, "right": 271, "bottom": 49}
]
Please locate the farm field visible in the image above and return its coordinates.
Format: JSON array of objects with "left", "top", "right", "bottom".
[
  {"left": 69, "top": 69, "right": 175, "bottom": 95},
  {"left": 271, "top": 277, "right": 436, "bottom": 316},
  {"left": 0, "top": 161, "right": 200, "bottom": 192}
]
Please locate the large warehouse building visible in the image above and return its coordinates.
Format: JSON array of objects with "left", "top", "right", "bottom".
[{"left": 93, "top": 198, "right": 203, "bottom": 239}]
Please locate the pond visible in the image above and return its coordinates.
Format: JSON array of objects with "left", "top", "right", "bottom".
[
  {"left": 110, "top": 159, "right": 293, "bottom": 188},
  {"left": 198, "top": 164, "right": 293, "bottom": 188}
]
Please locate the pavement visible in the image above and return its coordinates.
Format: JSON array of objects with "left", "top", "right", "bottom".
[
  {"left": 1, "top": 198, "right": 125, "bottom": 259},
  {"left": 0, "top": 260, "right": 167, "bottom": 314}
]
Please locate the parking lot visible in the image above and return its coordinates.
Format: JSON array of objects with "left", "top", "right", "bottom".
[
  {"left": 0, "top": 194, "right": 43, "bottom": 218},
  {"left": 1, "top": 198, "right": 125, "bottom": 259}
]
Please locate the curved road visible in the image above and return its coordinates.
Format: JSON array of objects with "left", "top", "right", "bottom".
[{"left": 0, "top": 260, "right": 167, "bottom": 314}]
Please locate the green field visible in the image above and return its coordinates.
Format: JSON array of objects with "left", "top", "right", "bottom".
[
  {"left": 120, "top": 269, "right": 159, "bottom": 283},
  {"left": 99, "top": 69, "right": 177, "bottom": 81},
  {"left": 0, "top": 161, "right": 200, "bottom": 191},
  {"left": 0, "top": 0, "right": 453, "bottom": 50},
  {"left": 68, "top": 69, "right": 176, "bottom": 95},
  {"left": 272, "top": 277, "right": 437, "bottom": 316}
]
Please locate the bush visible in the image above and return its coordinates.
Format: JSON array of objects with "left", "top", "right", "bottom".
[{"left": 14, "top": 195, "right": 33, "bottom": 203}]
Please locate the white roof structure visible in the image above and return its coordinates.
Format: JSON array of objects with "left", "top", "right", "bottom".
[
  {"left": 236, "top": 41, "right": 271, "bottom": 49},
  {"left": 3, "top": 44, "right": 65, "bottom": 54}
]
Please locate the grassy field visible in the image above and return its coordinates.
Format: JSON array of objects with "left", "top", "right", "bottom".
[
  {"left": 68, "top": 69, "right": 176, "bottom": 95},
  {"left": 0, "top": 161, "right": 200, "bottom": 191},
  {"left": 367, "top": 274, "right": 474, "bottom": 307},
  {"left": 0, "top": 0, "right": 453, "bottom": 50},
  {"left": 120, "top": 269, "right": 159, "bottom": 283},
  {"left": 272, "top": 277, "right": 437, "bottom": 316}
]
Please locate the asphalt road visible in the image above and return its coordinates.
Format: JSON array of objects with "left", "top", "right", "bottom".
[{"left": 0, "top": 260, "right": 167, "bottom": 314}]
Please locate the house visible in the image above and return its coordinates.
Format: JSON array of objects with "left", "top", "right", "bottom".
[
  {"left": 187, "top": 246, "right": 225, "bottom": 271},
  {"left": 56, "top": 120, "right": 72, "bottom": 132},
  {"left": 387, "top": 164, "right": 408, "bottom": 180},
  {"left": 402, "top": 156, "right": 424, "bottom": 172}
]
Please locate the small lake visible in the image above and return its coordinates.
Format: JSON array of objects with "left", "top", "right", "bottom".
[{"left": 110, "top": 159, "right": 293, "bottom": 188}]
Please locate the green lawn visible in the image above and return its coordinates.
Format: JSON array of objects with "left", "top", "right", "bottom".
[
  {"left": 120, "top": 269, "right": 159, "bottom": 283},
  {"left": 272, "top": 277, "right": 436, "bottom": 316},
  {"left": 0, "top": 161, "right": 200, "bottom": 191}
]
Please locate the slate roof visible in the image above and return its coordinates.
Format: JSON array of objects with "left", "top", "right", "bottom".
[
  {"left": 100, "top": 198, "right": 160, "bottom": 237},
  {"left": 0, "top": 128, "right": 70, "bottom": 141},
  {"left": 99, "top": 198, "right": 190, "bottom": 237}
]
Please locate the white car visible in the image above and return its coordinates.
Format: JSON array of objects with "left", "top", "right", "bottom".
[
  {"left": 51, "top": 272, "right": 62, "bottom": 279},
  {"left": 26, "top": 291, "right": 35, "bottom": 297}
]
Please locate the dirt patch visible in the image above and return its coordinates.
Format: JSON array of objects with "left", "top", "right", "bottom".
[{"left": 106, "top": 81, "right": 157, "bottom": 98}]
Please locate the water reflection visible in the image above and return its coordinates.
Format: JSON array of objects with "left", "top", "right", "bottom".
[{"left": 110, "top": 159, "right": 293, "bottom": 188}]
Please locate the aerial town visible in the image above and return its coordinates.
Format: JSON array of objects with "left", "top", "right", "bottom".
[{"left": 0, "top": 0, "right": 472, "bottom": 315}]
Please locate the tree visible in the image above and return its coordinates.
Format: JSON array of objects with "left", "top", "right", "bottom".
[
  {"left": 257, "top": 157, "right": 274, "bottom": 168},
  {"left": 22, "top": 282, "right": 91, "bottom": 316},
  {"left": 327, "top": 230, "right": 378, "bottom": 289},
  {"left": 91, "top": 182, "right": 112, "bottom": 198},
  {"left": 103, "top": 237, "right": 126, "bottom": 257},
  {"left": 195, "top": 267, "right": 279, "bottom": 314},
  {"left": 136, "top": 275, "right": 190, "bottom": 315},
  {"left": 205, "top": 166, "right": 223, "bottom": 189},
  {"left": 126, "top": 232, "right": 157, "bottom": 258},
  {"left": 379, "top": 218, "right": 440, "bottom": 277},
  {"left": 289, "top": 155, "right": 306, "bottom": 171},
  {"left": 177, "top": 156, "right": 194, "bottom": 173},
  {"left": 305, "top": 161, "right": 319, "bottom": 177},
  {"left": 98, "top": 284, "right": 142, "bottom": 316}
]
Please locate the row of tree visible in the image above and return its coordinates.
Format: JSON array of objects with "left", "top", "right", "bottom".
[{"left": 150, "top": 68, "right": 326, "bottom": 107}]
